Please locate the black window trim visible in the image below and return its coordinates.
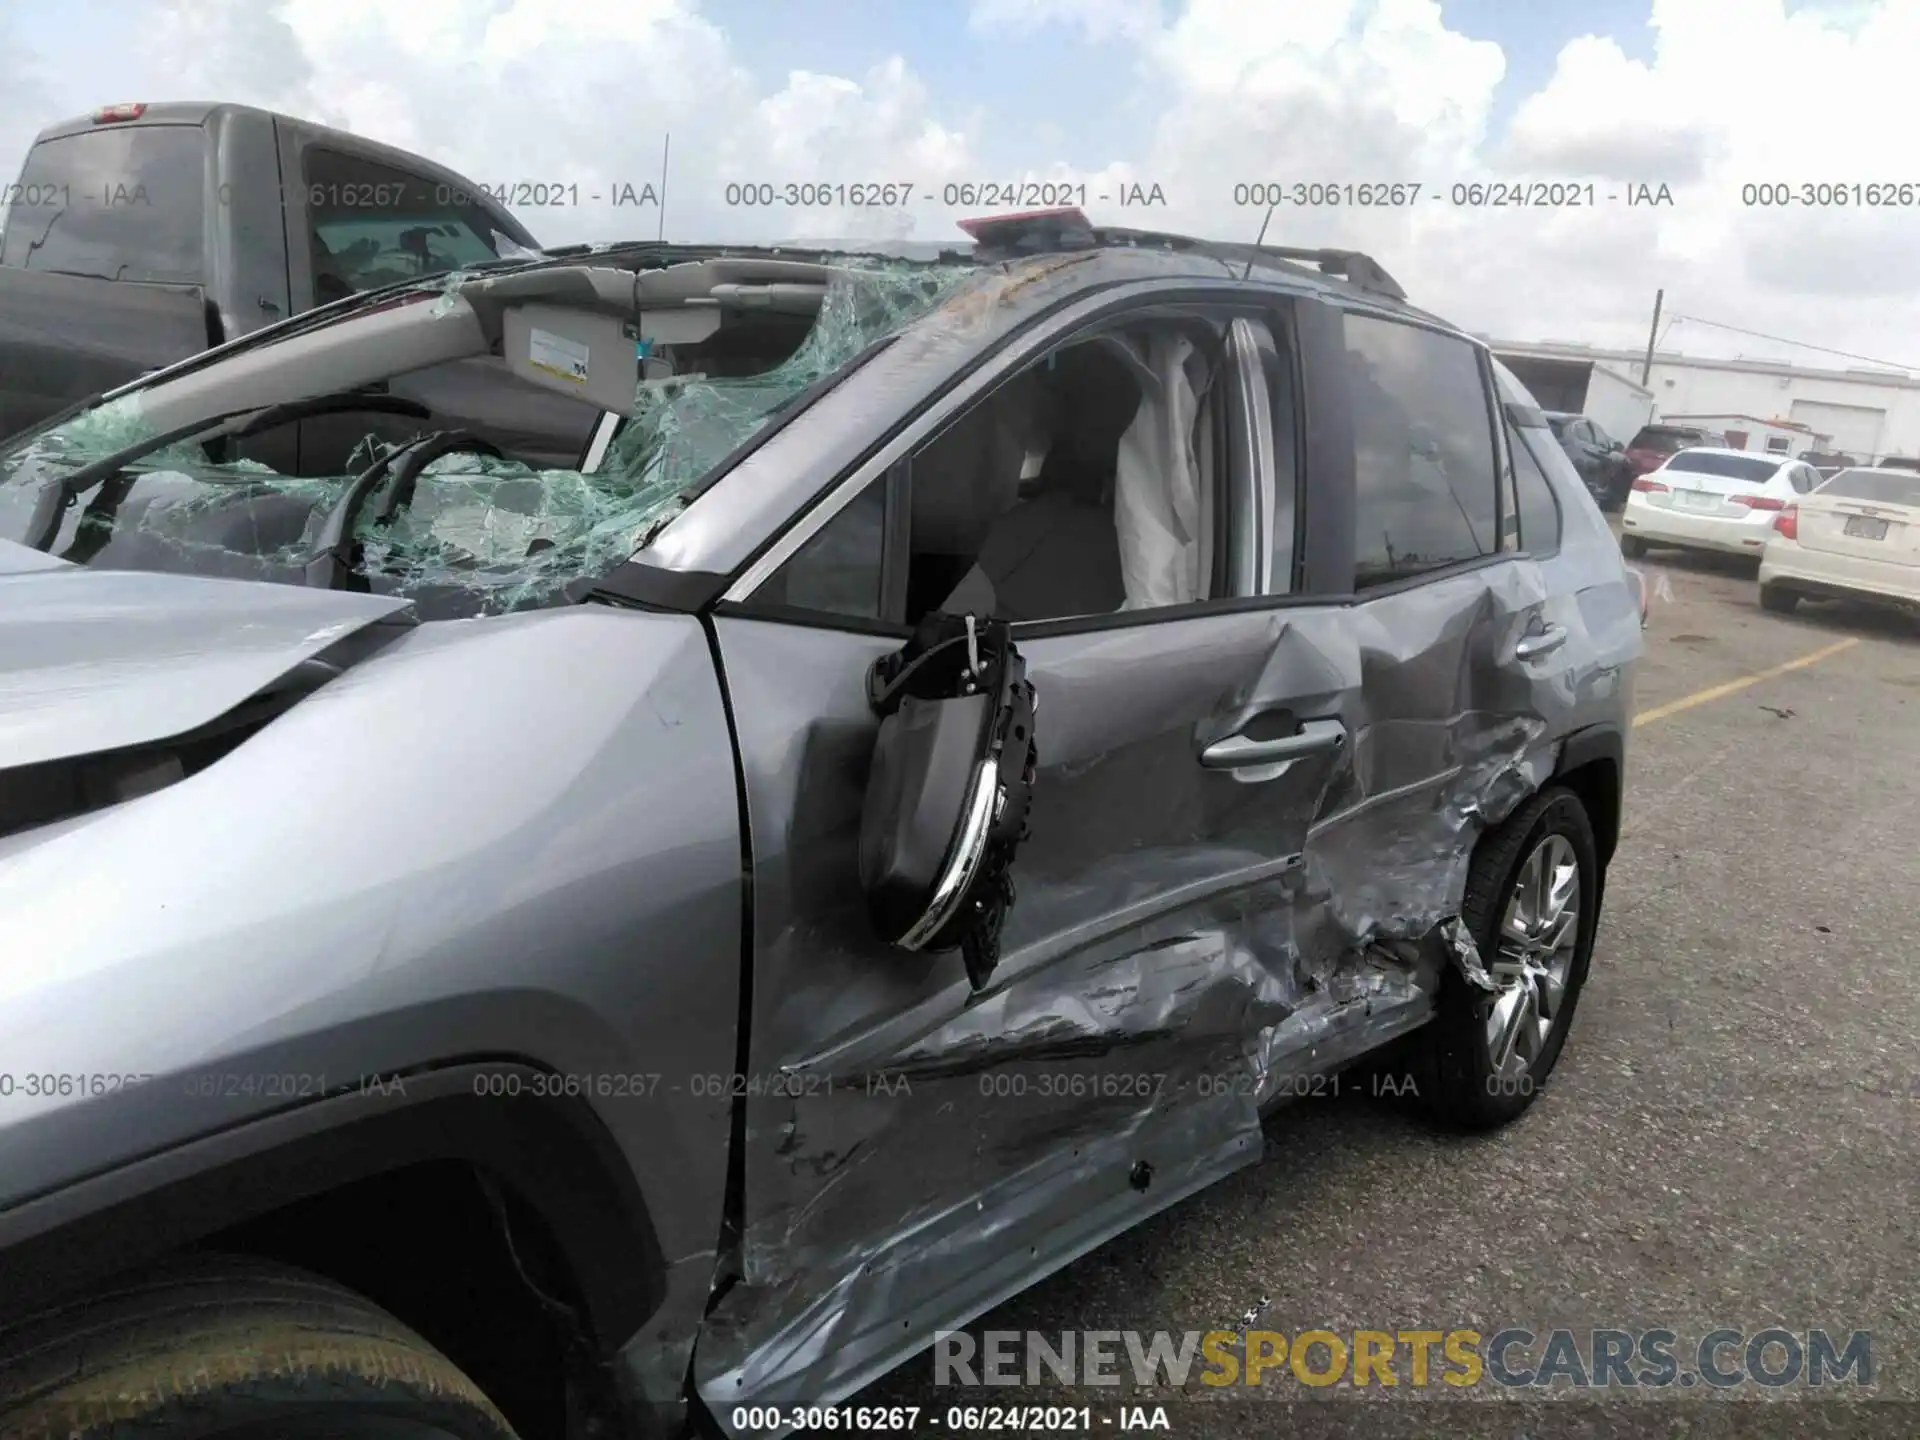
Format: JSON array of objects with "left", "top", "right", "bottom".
[
  {"left": 1273, "top": 304, "right": 1313, "bottom": 596},
  {"left": 716, "top": 277, "right": 1207, "bottom": 607},
  {"left": 1480, "top": 346, "right": 1520, "bottom": 557},
  {"left": 1504, "top": 414, "right": 1567, "bottom": 561},
  {"left": 719, "top": 288, "right": 1544, "bottom": 635},
  {"left": 727, "top": 286, "right": 1327, "bottom": 639}
]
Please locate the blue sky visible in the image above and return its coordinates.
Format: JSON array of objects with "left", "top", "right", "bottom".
[
  {"left": 5, "top": 0, "right": 1918, "bottom": 363},
  {"left": 15, "top": 0, "right": 1659, "bottom": 169}
]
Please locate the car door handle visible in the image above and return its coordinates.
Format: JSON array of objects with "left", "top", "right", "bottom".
[
  {"left": 1515, "top": 624, "right": 1568, "bottom": 661},
  {"left": 1200, "top": 718, "right": 1347, "bottom": 769}
]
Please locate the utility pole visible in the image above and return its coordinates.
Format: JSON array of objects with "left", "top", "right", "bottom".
[
  {"left": 1641, "top": 289, "right": 1663, "bottom": 386},
  {"left": 658, "top": 133, "right": 670, "bottom": 243}
]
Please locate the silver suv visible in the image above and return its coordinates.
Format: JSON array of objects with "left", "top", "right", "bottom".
[{"left": 0, "top": 214, "right": 1642, "bottom": 1440}]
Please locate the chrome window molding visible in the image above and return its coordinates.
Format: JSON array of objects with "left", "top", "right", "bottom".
[{"left": 721, "top": 280, "right": 1269, "bottom": 605}]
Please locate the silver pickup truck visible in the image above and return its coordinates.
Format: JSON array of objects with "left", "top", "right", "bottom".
[
  {"left": 0, "top": 101, "right": 598, "bottom": 467},
  {"left": 0, "top": 211, "right": 1642, "bottom": 1440}
]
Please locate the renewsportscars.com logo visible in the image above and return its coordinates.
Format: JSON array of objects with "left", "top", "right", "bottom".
[{"left": 933, "top": 1327, "right": 1873, "bottom": 1390}]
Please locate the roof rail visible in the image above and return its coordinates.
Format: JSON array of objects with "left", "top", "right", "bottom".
[
  {"left": 1250, "top": 246, "right": 1407, "bottom": 302},
  {"left": 1084, "top": 226, "right": 1408, "bottom": 301},
  {"left": 956, "top": 214, "right": 1410, "bottom": 302}
]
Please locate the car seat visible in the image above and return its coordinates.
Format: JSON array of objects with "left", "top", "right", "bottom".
[
  {"left": 310, "top": 231, "right": 355, "bottom": 305},
  {"left": 907, "top": 366, "right": 1050, "bottom": 621},
  {"left": 946, "top": 341, "right": 1140, "bottom": 622}
]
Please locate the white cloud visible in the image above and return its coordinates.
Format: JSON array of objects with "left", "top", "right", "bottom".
[
  {"left": 968, "top": 0, "right": 1164, "bottom": 44},
  {"left": 0, "top": 17, "right": 59, "bottom": 209},
  {"left": 1482, "top": 0, "right": 1920, "bottom": 358},
  {"left": 4, "top": 0, "right": 1920, "bottom": 366}
]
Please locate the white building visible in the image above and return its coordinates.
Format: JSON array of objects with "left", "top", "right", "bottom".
[
  {"left": 1489, "top": 340, "right": 1920, "bottom": 464},
  {"left": 1654, "top": 413, "right": 1824, "bottom": 456}
]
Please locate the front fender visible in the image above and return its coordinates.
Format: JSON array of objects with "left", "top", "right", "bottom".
[
  {"left": 0, "top": 1063, "right": 662, "bottom": 1341},
  {"left": 0, "top": 604, "right": 743, "bottom": 1378}
]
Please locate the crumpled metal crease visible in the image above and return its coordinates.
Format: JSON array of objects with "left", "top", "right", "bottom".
[
  {"left": 1441, "top": 915, "right": 1499, "bottom": 991},
  {"left": 696, "top": 555, "right": 1595, "bottom": 1416}
]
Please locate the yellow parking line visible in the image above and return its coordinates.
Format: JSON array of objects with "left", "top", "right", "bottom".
[{"left": 1633, "top": 636, "right": 1860, "bottom": 728}]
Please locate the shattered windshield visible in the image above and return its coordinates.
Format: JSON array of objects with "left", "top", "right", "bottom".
[{"left": 0, "top": 257, "right": 976, "bottom": 617}]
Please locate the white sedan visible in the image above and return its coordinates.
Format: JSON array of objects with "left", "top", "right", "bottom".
[
  {"left": 1759, "top": 465, "right": 1920, "bottom": 615},
  {"left": 1619, "top": 448, "right": 1822, "bottom": 562}
]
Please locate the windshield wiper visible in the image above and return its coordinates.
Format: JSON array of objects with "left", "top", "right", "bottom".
[{"left": 17, "top": 391, "right": 431, "bottom": 551}]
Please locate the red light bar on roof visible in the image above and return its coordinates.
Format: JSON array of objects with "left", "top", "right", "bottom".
[
  {"left": 93, "top": 103, "right": 148, "bottom": 123},
  {"left": 956, "top": 206, "right": 1092, "bottom": 241}
]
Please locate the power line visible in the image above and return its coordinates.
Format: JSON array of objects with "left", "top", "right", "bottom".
[{"left": 1665, "top": 314, "right": 1917, "bottom": 373}]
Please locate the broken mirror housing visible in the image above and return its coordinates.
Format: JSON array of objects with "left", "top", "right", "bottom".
[{"left": 859, "top": 611, "right": 1037, "bottom": 990}]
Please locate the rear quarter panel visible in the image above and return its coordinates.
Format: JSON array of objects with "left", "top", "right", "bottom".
[
  {"left": 1529, "top": 430, "right": 1643, "bottom": 756},
  {"left": 1498, "top": 375, "right": 1643, "bottom": 761}
]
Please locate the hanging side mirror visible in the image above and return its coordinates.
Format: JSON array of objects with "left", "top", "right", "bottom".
[{"left": 859, "top": 612, "right": 1038, "bottom": 991}]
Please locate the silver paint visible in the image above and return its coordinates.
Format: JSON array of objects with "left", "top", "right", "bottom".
[
  {"left": 694, "top": 506, "right": 1638, "bottom": 1418},
  {"left": 0, "top": 606, "right": 746, "bottom": 1411},
  {"left": 0, "top": 245, "right": 1640, "bottom": 1439},
  {"left": 0, "top": 562, "right": 410, "bottom": 770}
]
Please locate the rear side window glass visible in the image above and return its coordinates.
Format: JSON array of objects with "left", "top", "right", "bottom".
[
  {"left": 1509, "top": 422, "right": 1563, "bottom": 554},
  {"left": 303, "top": 148, "right": 520, "bottom": 299},
  {"left": 1819, "top": 469, "right": 1920, "bottom": 504},
  {"left": 1630, "top": 427, "right": 1692, "bottom": 452},
  {"left": 0, "top": 125, "right": 206, "bottom": 283},
  {"left": 1663, "top": 451, "right": 1780, "bottom": 483},
  {"left": 1343, "top": 314, "right": 1499, "bottom": 587}
]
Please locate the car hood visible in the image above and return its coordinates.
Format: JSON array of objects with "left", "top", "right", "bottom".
[{"left": 0, "top": 543, "right": 413, "bottom": 770}]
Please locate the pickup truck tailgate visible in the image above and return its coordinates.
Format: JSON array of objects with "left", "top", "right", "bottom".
[{"left": 0, "top": 268, "right": 209, "bottom": 440}]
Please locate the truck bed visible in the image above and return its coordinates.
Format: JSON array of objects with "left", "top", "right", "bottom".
[
  {"left": 0, "top": 268, "right": 213, "bottom": 440},
  {"left": 1582, "top": 363, "right": 1655, "bottom": 447}
]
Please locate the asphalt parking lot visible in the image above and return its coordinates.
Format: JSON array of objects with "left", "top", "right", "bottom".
[{"left": 840, "top": 543, "right": 1919, "bottom": 1438}]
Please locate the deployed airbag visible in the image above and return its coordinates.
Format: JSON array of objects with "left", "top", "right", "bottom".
[{"left": 1113, "top": 330, "right": 1212, "bottom": 608}]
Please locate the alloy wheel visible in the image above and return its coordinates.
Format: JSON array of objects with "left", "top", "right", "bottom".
[{"left": 1484, "top": 832, "right": 1581, "bottom": 1079}]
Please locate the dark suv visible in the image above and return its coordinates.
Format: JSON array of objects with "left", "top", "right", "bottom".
[
  {"left": 1546, "top": 411, "right": 1634, "bottom": 509},
  {"left": 1625, "top": 422, "right": 1726, "bottom": 478},
  {"left": 0, "top": 213, "right": 1643, "bottom": 1440}
]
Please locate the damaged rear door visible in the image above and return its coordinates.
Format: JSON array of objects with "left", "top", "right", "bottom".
[
  {"left": 695, "top": 292, "right": 1405, "bottom": 1420},
  {"left": 1296, "top": 307, "right": 1565, "bottom": 960}
]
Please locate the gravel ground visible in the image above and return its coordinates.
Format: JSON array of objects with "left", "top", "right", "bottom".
[{"left": 832, "top": 543, "right": 1920, "bottom": 1439}]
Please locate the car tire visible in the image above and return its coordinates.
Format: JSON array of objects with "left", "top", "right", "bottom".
[
  {"left": 1417, "top": 785, "right": 1600, "bottom": 1131},
  {"left": 1760, "top": 584, "right": 1799, "bottom": 614},
  {"left": 1620, "top": 535, "right": 1648, "bottom": 558},
  {"left": 0, "top": 1253, "right": 517, "bottom": 1440}
]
